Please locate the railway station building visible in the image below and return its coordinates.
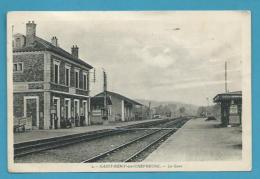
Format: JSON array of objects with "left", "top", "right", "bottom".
[
  {"left": 13, "top": 21, "right": 93, "bottom": 130},
  {"left": 213, "top": 91, "right": 242, "bottom": 127},
  {"left": 90, "top": 91, "right": 143, "bottom": 124}
]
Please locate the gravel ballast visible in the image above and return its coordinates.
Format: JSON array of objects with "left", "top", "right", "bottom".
[{"left": 15, "top": 119, "right": 188, "bottom": 163}]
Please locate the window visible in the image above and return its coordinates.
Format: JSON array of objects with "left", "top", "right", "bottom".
[
  {"left": 13, "top": 64, "right": 18, "bottom": 71},
  {"left": 83, "top": 72, "right": 87, "bottom": 90},
  {"left": 18, "top": 63, "right": 23, "bottom": 71},
  {"left": 13, "top": 63, "right": 23, "bottom": 72},
  {"left": 53, "top": 61, "right": 60, "bottom": 84},
  {"left": 75, "top": 69, "right": 79, "bottom": 88},
  {"left": 65, "top": 68, "right": 70, "bottom": 86},
  {"left": 65, "top": 65, "right": 71, "bottom": 86},
  {"left": 54, "top": 64, "right": 59, "bottom": 83}
]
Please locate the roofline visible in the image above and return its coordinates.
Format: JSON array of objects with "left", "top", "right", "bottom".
[
  {"left": 13, "top": 35, "right": 93, "bottom": 69},
  {"left": 213, "top": 92, "right": 242, "bottom": 103},
  {"left": 13, "top": 48, "right": 93, "bottom": 69},
  {"left": 216, "top": 91, "right": 242, "bottom": 96},
  {"left": 47, "top": 48, "right": 93, "bottom": 69},
  {"left": 90, "top": 96, "right": 112, "bottom": 105},
  {"left": 95, "top": 91, "right": 143, "bottom": 106}
]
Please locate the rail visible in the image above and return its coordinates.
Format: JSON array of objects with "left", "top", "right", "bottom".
[{"left": 81, "top": 118, "right": 188, "bottom": 163}]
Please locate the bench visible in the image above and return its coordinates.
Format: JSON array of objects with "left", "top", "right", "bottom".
[{"left": 14, "top": 117, "right": 32, "bottom": 132}]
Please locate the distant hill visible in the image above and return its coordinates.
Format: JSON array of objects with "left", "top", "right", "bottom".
[{"left": 135, "top": 99, "right": 199, "bottom": 116}]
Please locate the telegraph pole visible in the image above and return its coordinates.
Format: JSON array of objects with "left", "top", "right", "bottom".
[
  {"left": 88, "top": 68, "right": 96, "bottom": 126},
  {"left": 225, "top": 61, "right": 228, "bottom": 93},
  {"left": 103, "top": 70, "right": 108, "bottom": 121}
]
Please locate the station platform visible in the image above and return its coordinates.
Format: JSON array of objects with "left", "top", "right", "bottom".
[
  {"left": 144, "top": 117, "right": 242, "bottom": 162},
  {"left": 14, "top": 118, "right": 162, "bottom": 144}
]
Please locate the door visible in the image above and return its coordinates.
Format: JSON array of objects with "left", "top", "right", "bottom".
[
  {"left": 24, "top": 96, "right": 39, "bottom": 129},
  {"left": 74, "top": 100, "right": 79, "bottom": 126},
  {"left": 83, "top": 101, "right": 88, "bottom": 125},
  {"left": 64, "top": 98, "right": 71, "bottom": 127},
  {"left": 74, "top": 100, "right": 79, "bottom": 117},
  {"left": 53, "top": 97, "right": 60, "bottom": 129},
  {"left": 65, "top": 99, "right": 71, "bottom": 120}
]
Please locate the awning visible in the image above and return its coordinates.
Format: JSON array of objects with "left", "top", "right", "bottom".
[{"left": 213, "top": 91, "right": 242, "bottom": 103}]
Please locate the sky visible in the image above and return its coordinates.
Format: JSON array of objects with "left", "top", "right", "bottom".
[{"left": 9, "top": 11, "right": 249, "bottom": 106}]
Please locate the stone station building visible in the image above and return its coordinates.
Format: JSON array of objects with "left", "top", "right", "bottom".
[{"left": 13, "top": 21, "right": 93, "bottom": 130}]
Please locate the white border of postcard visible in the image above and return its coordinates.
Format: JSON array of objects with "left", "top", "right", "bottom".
[{"left": 7, "top": 11, "right": 251, "bottom": 172}]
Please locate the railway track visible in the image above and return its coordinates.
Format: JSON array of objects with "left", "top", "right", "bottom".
[
  {"left": 81, "top": 118, "right": 188, "bottom": 163},
  {"left": 14, "top": 118, "right": 176, "bottom": 158}
]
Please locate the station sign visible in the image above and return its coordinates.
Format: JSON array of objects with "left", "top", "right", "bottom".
[{"left": 229, "top": 105, "right": 238, "bottom": 114}]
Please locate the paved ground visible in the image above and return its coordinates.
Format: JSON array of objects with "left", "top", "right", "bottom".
[
  {"left": 14, "top": 118, "right": 163, "bottom": 144},
  {"left": 144, "top": 117, "right": 242, "bottom": 162}
]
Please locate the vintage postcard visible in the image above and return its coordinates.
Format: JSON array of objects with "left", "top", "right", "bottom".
[{"left": 7, "top": 11, "right": 251, "bottom": 172}]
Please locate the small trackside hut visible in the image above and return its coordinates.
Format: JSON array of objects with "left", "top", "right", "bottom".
[{"left": 213, "top": 91, "right": 242, "bottom": 127}]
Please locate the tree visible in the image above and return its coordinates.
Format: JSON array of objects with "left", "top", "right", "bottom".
[{"left": 179, "top": 107, "right": 186, "bottom": 114}]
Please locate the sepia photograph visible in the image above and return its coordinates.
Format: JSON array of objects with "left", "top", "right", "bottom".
[{"left": 7, "top": 11, "right": 251, "bottom": 172}]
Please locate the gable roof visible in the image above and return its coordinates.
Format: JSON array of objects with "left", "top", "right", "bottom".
[
  {"left": 91, "top": 96, "right": 112, "bottom": 106},
  {"left": 13, "top": 35, "right": 93, "bottom": 69},
  {"left": 95, "top": 91, "right": 143, "bottom": 106}
]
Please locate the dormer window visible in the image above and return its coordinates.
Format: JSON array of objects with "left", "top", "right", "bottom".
[
  {"left": 15, "top": 38, "right": 21, "bottom": 48},
  {"left": 13, "top": 34, "right": 25, "bottom": 48}
]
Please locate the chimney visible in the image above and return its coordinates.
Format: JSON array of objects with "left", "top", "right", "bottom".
[
  {"left": 26, "top": 21, "right": 36, "bottom": 46},
  {"left": 51, "top": 36, "right": 58, "bottom": 47},
  {"left": 71, "top": 45, "right": 79, "bottom": 59}
]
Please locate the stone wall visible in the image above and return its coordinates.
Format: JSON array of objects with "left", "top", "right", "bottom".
[
  {"left": 50, "top": 92, "right": 89, "bottom": 123},
  {"left": 50, "top": 54, "right": 89, "bottom": 94},
  {"left": 110, "top": 96, "right": 123, "bottom": 122},
  {"left": 13, "top": 53, "right": 44, "bottom": 82},
  {"left": 13, "top": 92, "right": 45, "bottom": 129}
]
